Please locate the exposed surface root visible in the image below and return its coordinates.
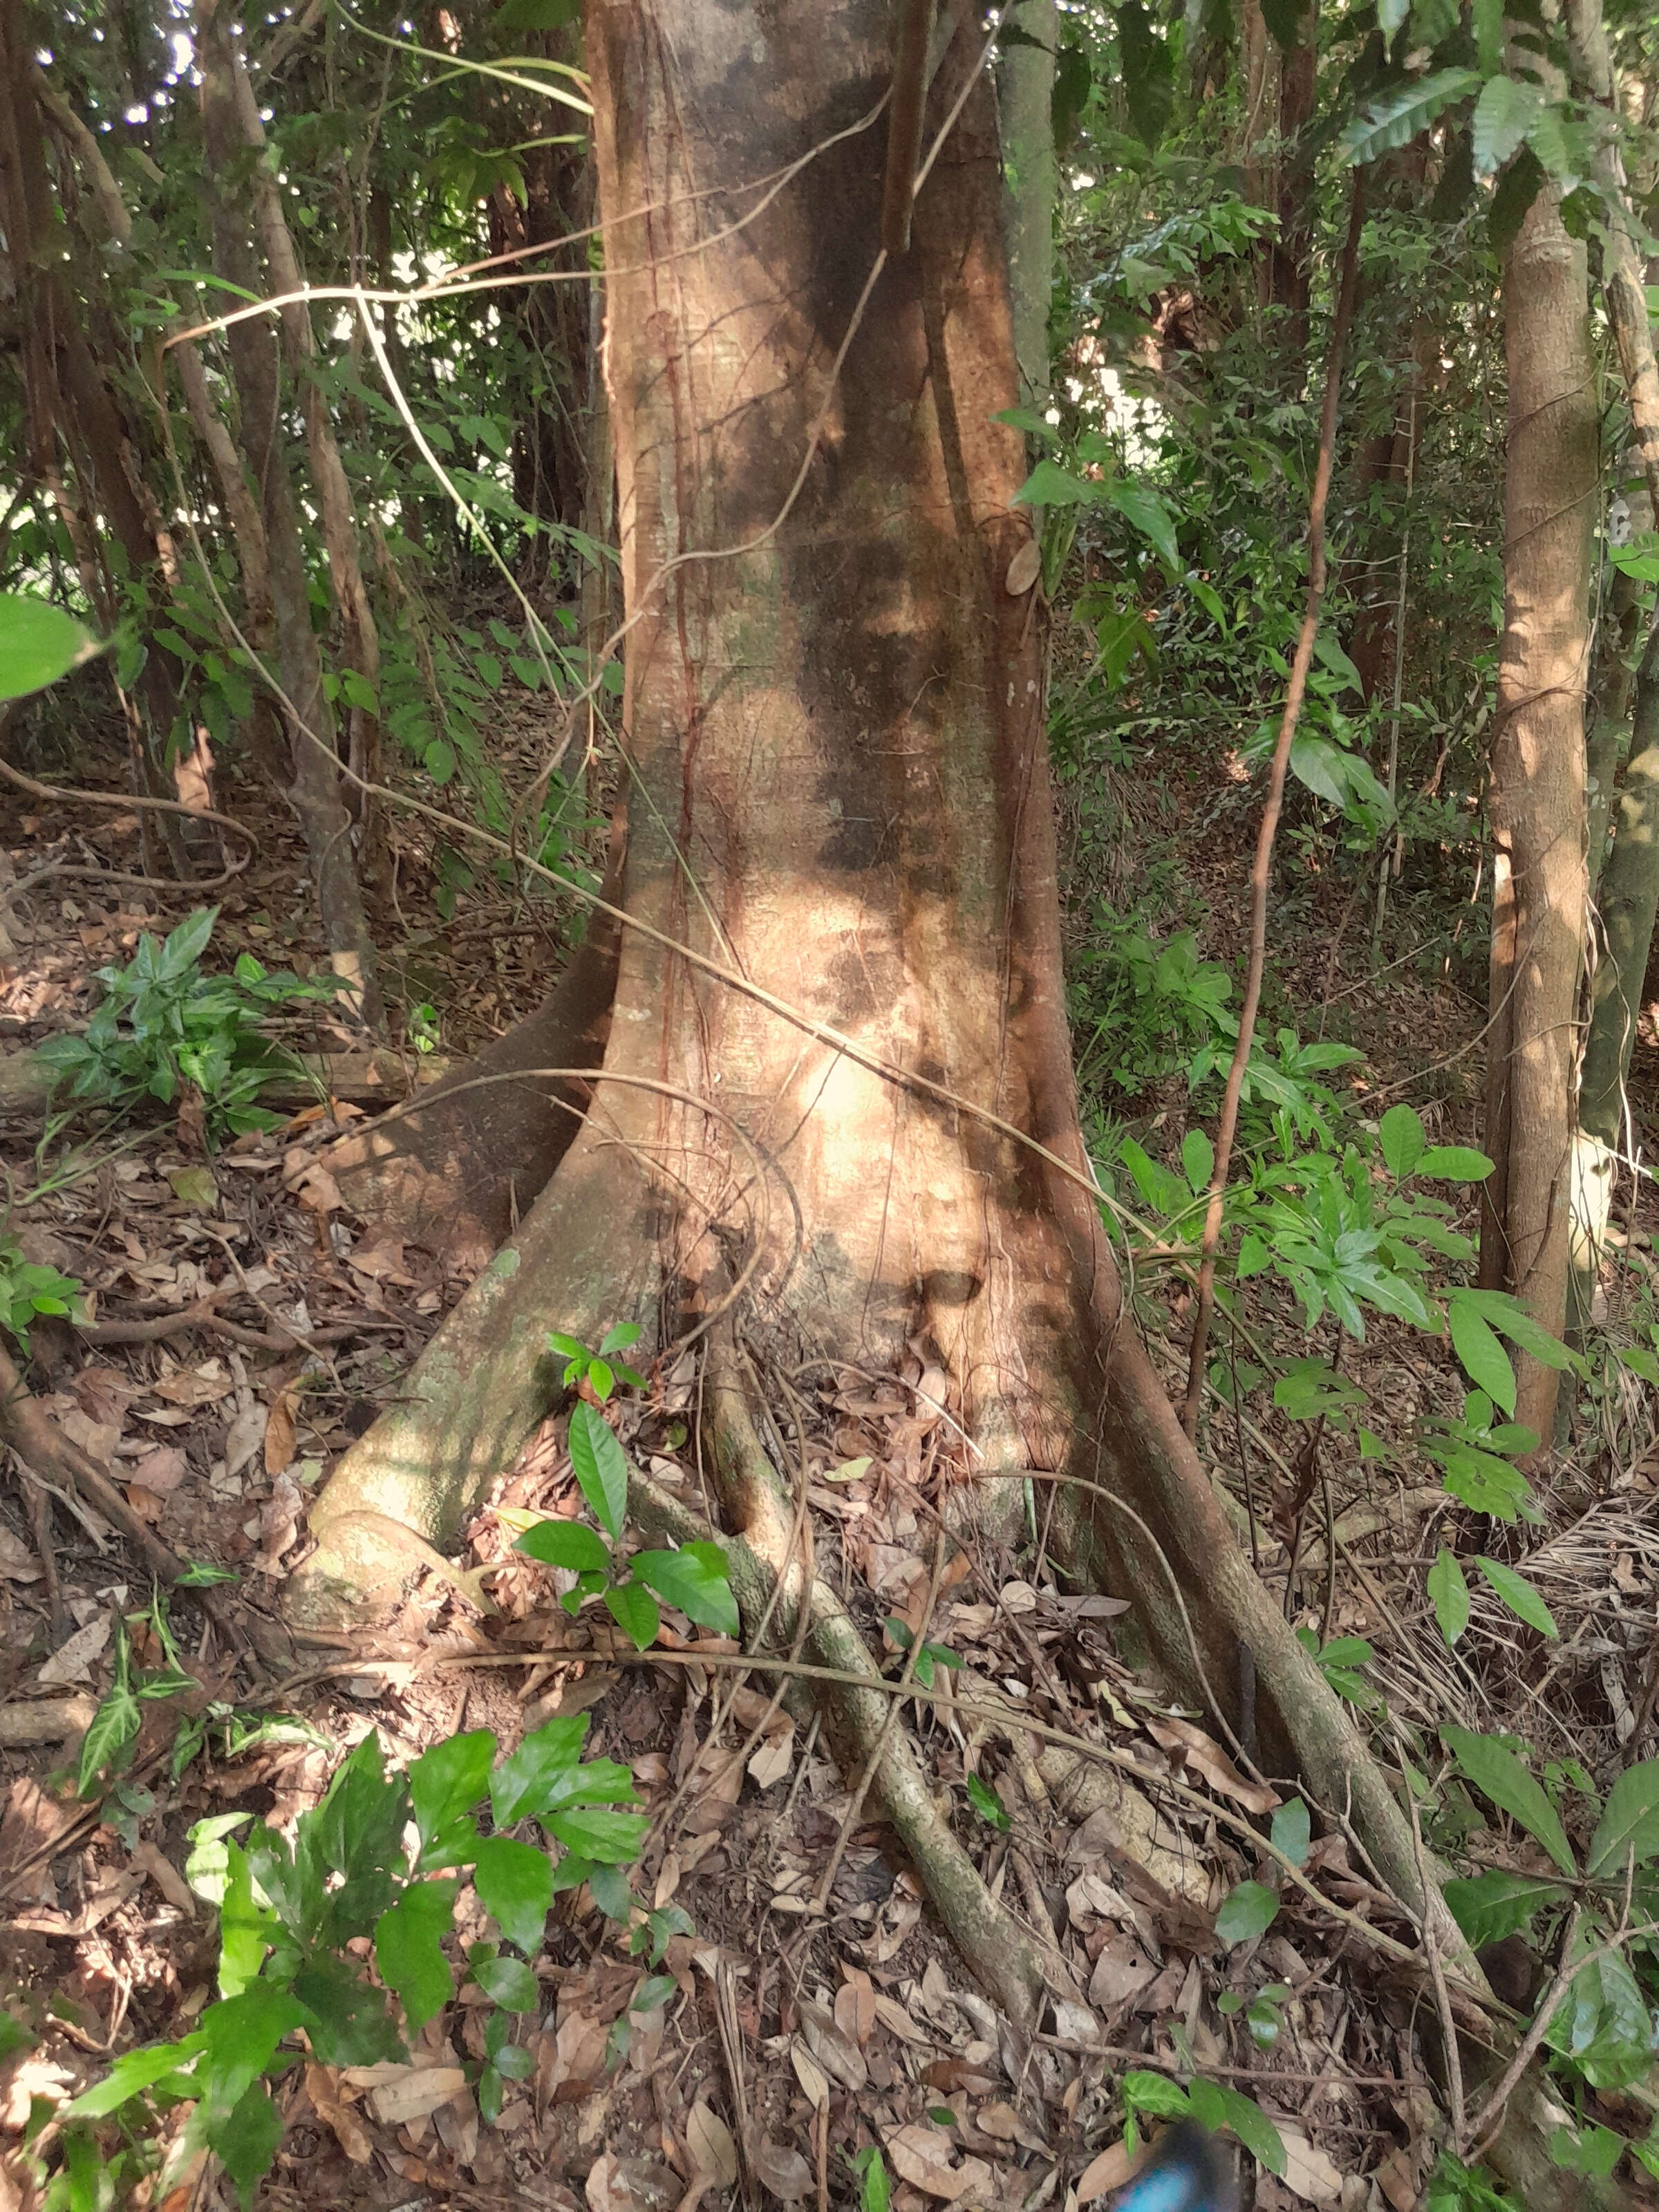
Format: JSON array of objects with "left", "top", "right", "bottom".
[{"left": 630, "top": 1398, "right": 1056, "bottom": 2041}]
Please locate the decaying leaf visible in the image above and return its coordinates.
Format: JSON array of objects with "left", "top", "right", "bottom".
[
  {"left": 305, "top": 2063, "right": 373, "bottom": 2164},
  {"left": 747, "top": 2135, "right": 812, "bottom": 2203},
  {"left": 885, "top": 2125, "right": 993, "bottom": 2204},
  {"left": 1075, "top": 2139, "right": 1142, "bottom": 2202},
  {"left": 37, "top": 1615, "right": 111, "bottom": 1689},
  {"left": 685, "top": 2101, "right": 738, "bottom": 2186},
  {"left": 1145, "top": 1715, "right": 1281, "bottom": 1815}
]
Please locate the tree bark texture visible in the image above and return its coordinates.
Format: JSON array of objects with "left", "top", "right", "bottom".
[
  {"left": 289, "top": 0, "right": 1468, "bottom": 2037},
  {"left": 997, "top": 0, "right": 1055, "bottom": 406},
  {"left": 1477, "top": 186, "right": 1595, "bottom": 1437}
]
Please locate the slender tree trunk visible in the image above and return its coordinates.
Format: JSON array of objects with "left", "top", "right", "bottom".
[
  {"left": 221, "top": 19, "right": 389, "bottom": 915},
  {"left": 1563, "top": 0, "right": 1659, "bottom": 1333},
  {"left": 998, "top": 0, "right": 1055, "bottom": 407},
  {"left": 197, "top": 3, "right": 384, "bottom": 1029},
  {"left": 1477, "top": 183, "right": 1595, "bottom": 1437}
]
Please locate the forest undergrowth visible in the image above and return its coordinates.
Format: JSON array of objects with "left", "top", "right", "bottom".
[{"left": 1, "top": 681, "right": 1658, "bottom": 2211}]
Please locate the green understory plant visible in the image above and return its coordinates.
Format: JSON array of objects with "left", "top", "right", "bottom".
[
  {"left": 36, "top": 908, "right": 346, "bottom": 1145},
  {"left": 513, "top": 1323, "right": 739, "bottom": 1648},
  {"left": 54, "top": 1718, "right": 654, "bottom": 2204},
  {"left": 0, "top": 1230, "right": 83, "bottom": 1349}
]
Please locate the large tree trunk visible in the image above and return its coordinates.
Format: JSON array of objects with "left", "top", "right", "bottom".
[
  {"left": 1477, "top": 182, "right": 1595, "bottom": 1438},
  {"left": 292, "top": 0, "right": 1441, "bottom": 1951},
  {"left": 282, "top": 21, "right": 1658, "bottom": 2191}
]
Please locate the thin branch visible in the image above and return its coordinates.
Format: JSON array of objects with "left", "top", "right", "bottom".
[{"left": 1181, "top": 174, "right": 1367, "bottom": 1436}]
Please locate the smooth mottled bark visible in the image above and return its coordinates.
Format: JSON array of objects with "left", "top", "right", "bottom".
[
  {"left": 1477, "top": 183, "right": 1595, "bottom": 1439},
  {"left": 290, "top": 0, "right": 1442, "bottom": 1947}
]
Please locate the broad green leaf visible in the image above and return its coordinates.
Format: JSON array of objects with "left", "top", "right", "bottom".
[
  {"left": 966, "top": 1773, "right": 1011, "bottom": 1830},
  {"left": 66, "top": 2034, "right": 207, "bottom": 2117},
  {"left": 473, "top": 1835, "right": 554, "bottom": 1953},
  {"left": 605, "top": 1580, "right": 661, "bottom": 1650},
  {"left": 1443, "top": 1868, "right": 1564, "bottom": 1949},
  {"left": 1214, "top": 1880, "right": 1279, "bottom": 1944},
  {"left": 491, "top": 1714, "right": 589, "bottom": 1826},
  {"left": 374, "top": 1880, "right": 458, "bottom": 2035},
  {"left": 569, "top": 1400, "right": 628, "bottom": 1539},
  {"left": 1270, "top": 1798, "right": 1310, "bottom": 1867},
  {"left": 1108, "top": 479, "right": 1180, "bottom": 574},
  {"left": 1338, "top": 70, "right": 1481, "bottom": 167},
  {"left": 471, "top": 1953, "right": 540, "bottom": 2011},
  {"left": 1377, "top": 0, "right": 1408, "bottom": 47},
  {"left": 408, "top": 1730, "right": 495, "bottom": 1856},
  {"left": 0, "top": 594, "right": 100, "bottom": 702},
  {"left": 543, "top": 1806, "right": 650, "bottom": 1864},
  {"left": 515, "top": 1518, "right": 611, "bottom": 1575},
  {"left": 1463, "top": 1291, "right": 1577, "bottom": 1370},
  {"left": 1122, "top": 2069, "right": 1192, "bottom": 2119},
  {"left": 630, "top": 1544, "right": 739, "bottom": 1635},
  {"left": 211, "top": 2080, "right": 285, "bottom": 2203},
  {"left": 292, "top": 1953, "right": 404, "bottom": 2068},
  {"left": 198, "top": 1984, "right": 315, "bottom": 2116},
  {"left": 1416, "top": 1145, "right": 1494, "bottom": 1181},
  {"left": 1472, "top": 0, "right": 1503, "bottom": 73},
  {"left": 1442, "top": 1723, "right": 1575, "bottom": 1876},
  {"left": 1011, "top": 458, "right": 1108, "bottom": 508},
  {"left": 1586, "top": 1761, "right": 1659, "bottom": 1879},
  {"left": 1448, "top": 1300, "right": 1515, "bottom": 1416},
  {"left": 1472, "top": 75, "right": 1542, "bottom": 177},
  {"left": 1115, "top": 3, "right": 1174, "bottom": 150},
  {"left": 1472, "top": 1556, "right": 1557, "bottom": 1640},
  {"left": 1181, "top": 1127, "right": 1215, "bottom": 1192},
  {"left": 1186, "top": 2079, "right": 1286, "bottom": 2175},
  {"left": 1378, "top": 1105, "right": 1426, "bottom": 1181},
  {"left": 1427, "top": 1548, "right": 1470, "bottom": 1644}
]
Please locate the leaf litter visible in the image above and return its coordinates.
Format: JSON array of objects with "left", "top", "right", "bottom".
[{"left": 0, "top": 809, "right": 1658, "bottom": 2210}]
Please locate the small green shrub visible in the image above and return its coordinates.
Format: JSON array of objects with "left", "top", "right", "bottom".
[{"left": 36, "top": 908, "right": 345, "bottom": 1144}]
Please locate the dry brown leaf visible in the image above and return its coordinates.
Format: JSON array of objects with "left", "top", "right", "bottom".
[
  {"left": 0, "top": 1529, "right": 41, "bottom": 1584},
  {"left": 151, "top": 1366, "right": 230, "bottom": 1409},
  {"left": 264, "top": 1390, "right": 297, "bottom": 1477},
  {"left": 131, "top": 1841, "right": 195, "bottom": 1913},
  {"left": 798, "top": 1996, "right": 867, "bottom": 2090},
  {"left": 1004, "top": 540, "right": 1042, "bottom": 597},
  {"left": 835, "top": 1967, "right": 877, "bottom": 2048},
  {"left": 872, "top": 1992, "right": 930, "bottom": 2044},
  {"left": 292, "top": 1163, "right": 344, "bottom": 1215},
  {"left": 1075, "top": 2139, "right": 1142, "bottom": 2202},
  {"left": 305, "top": 2063, "right": 373, "bottom": 2164},
  {"left": 1145, "top": 1716, "right": 1281, "bottom": 1814},
  {"left": 1277, "top": 2132, "right": 1342, "bottom": 2205},
  {"left": 748, "top": 2136, "right": 812, "bottom": 2203},
  {"left": 1087, "top": 1936, "right": 1159, "bottom": 2009},
  {"left": 685, "top": 2101, "right": 738, "bottom": 2186},
  {"left": 357, "top": 2063, "right": 467, "bottom": 2124},
  {"left": 885, "top": 2126, "right": 991, "bottom": 2204},
  {"left": 37, "top": 1615, "right": 111, "bottom": 1688},
  {"left": 128, "top": 1446, "right": 187, "bottom": 1495},
  {"left": 58, "top": 1408, "right": 118, "bottom": 1465},
  {"left": 1374, "top": 2147, "right": 1419, "bottom": 2212},
  {"left": 124, "top": 1485, "right": 165, "bottom": 1526},
  {"left": 789, "top": 2043, "right": 830, "bottom": 2110},
  {"left": 747, "top": 1729, "right": 794, "bottom": 1790}
]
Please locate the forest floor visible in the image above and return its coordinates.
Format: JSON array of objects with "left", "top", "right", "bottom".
[{"left": 1, "top": 725, "right": 1658, "bottom": 2212}]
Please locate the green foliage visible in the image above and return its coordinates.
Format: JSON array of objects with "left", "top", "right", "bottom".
[
  {"left": 0, "top": 594, "right": 101, "bottom": 702},
  {"left": 0, "top": 1231, "right": 83, "bottom": 1350},
  {"left": 1118, "top": 2068, "right": 1285, "bottom": 2177},
  {"left": 515, "top": 1322, "right": 738, "bottom": 1651},
  {"left": 35, "top": 909, "right": 345, "bottom": 1145},
  {"left": 62, "top": 1718, "right": 650, "bottom": 2202}
]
